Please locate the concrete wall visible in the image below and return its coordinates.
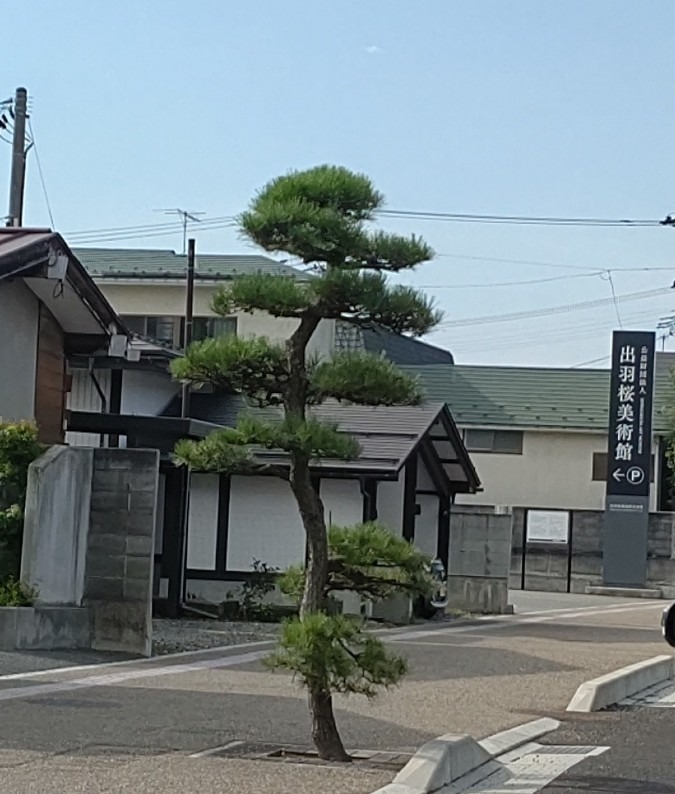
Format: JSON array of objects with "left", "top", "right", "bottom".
[
  {"left": 22, "top": 446, "right": 93, "bottom": 605},
  {"left": 511, "top": 508, "right": 675, "bottom": 597},
  {"left": 84, "top": 448, "right": 159, "bottom": 656},
  {"left": 21, "top": 446, "right": 159, "bottom": 655},
  {"left": 457, "top": 429, "right": 659, "bottom": 512},
  {"left": 447, "top": 507, "right": 512, "bottom": 614},
  {"left": 0, "top": 279, "right": 38, "bottom": 423}
]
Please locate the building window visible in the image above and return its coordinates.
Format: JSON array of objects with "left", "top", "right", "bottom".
[
  {"left": 463, "top": 429, "right": 523, "bottom": 454},
  {"left": 190, "top": 316, "right": 237, "bottom": 342},
  {"left": 592, "top": 452, "right": 655, "bottom": 483},
  {"left": 120, "top": 315, "right": 177, "bottom": 345}
]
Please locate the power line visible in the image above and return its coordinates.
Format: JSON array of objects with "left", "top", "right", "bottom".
[
  {"left": 379, "top": 209, "right": 663, "bottom": 227},
  {"left": 27, "top": 119, "right": 55, "bottom": 228},
  {"left": 407, "top": 272, "right": 604, "bottom": 290},
  {"left": 604, "top": 270, "right": 623, "bottom": 328},
  {"left": 573, "top": 355, "right": 611, "bottom": 368},
  {"left": 436, "top": 286, "right": 674, "bottom": 329}
]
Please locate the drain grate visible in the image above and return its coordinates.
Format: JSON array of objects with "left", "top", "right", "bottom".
[
  {"left": 201, "top": 740, "right": 411, "bottom": 770},
  {"left": 537, "top": 745, "right": 600, "bottom": 755}
]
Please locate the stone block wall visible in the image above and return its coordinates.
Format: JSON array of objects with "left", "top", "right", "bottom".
[
  {"left": 21, "top": 446, "right": 159, "bottom": 655},
  {"left": 447, "top": 508, "right": 512, "bottom": 614}
]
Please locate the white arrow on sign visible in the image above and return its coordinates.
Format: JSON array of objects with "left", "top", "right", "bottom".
[{"left": 612, "top": 469, "right": 625, "bottom": 482}]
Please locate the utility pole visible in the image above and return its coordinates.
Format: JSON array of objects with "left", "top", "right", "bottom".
[
  {"left": 181, "top": 237, "right": 195, "bottom": 417},
  {"left": 7, "top": 87, "right": 28, "bottom": 227}
]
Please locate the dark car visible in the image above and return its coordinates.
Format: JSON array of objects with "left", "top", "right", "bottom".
[{"left": 662, "top": 602, "right": 675, "bottom": 647}]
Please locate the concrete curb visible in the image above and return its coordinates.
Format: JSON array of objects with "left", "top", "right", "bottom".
[
  {"left": 567, "top": 655, "right": 674, "bottom": 712},
  {"left": 372, "top": 718, "right": 560, "bottom": 794}
]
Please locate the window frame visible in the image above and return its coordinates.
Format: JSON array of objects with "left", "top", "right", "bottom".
[{"left": 463, "top": 428, "right": 523, "bottom": 455}]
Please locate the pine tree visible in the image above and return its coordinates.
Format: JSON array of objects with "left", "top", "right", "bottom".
[{"left": 172, "top": 165, "right": 440, "bottom": 760}]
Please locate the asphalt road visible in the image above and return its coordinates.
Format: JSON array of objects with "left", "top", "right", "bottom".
[
  {"left": 540, "top": 707, "right": 675, "bottom": 793},
  {"left": 0, "top": 591, "right": 668, "bottom": 793}
]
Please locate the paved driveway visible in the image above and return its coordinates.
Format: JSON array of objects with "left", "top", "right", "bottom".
[{"left": 0, "top": 592, "right": 667, "bottom": 793}]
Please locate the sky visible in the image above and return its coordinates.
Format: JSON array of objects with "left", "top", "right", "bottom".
[{"left": 3, "top": 1, "right": 675, "bottom": 368}]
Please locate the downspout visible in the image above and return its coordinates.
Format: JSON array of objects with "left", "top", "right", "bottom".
[{"left": 88, "top": 359, "right": 107, "bottom": 447}]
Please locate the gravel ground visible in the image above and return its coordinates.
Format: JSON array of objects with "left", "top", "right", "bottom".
[{"left": 152, "top": 618, "right": 281, "bottom": 655}]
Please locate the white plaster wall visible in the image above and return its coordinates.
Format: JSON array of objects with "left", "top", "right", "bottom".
[
  {"left": 0, "top": 279, "right": 38, "bottom": 422},
  {"left": 120, "top": 370, "right": 179, "bottom": 416},
  {"left": 415, "top": 494, "right": 439, "bottom": 558},
  {"left": 186, "top": 474, "right": 220, "bottom": 570},
  {"left": 227, "top": 476, "right": 306, "bottom": 571},
  {"left": 415, "top": 459, "right": 439, "bottom": 557},
  {"left": 378, "top": 475, "right": 405, "bottom": 534},
  {"left": 457, "top": 429, "right": 659, "bottom": 512},
  {"left": 321, "top": 479, "right": 362, "bottom": 527}
]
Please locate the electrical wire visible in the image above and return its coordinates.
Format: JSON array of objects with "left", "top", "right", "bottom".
[
  {"left": 436, "top": 286, "right": 673, "bottom": 329},
  {"left": 401, "top": 271, "right": 604, "bottom": 290},
  {"left": 28, "top": 119, "right": 55, "bottom": 229},
  {"left": 379, "top": 209, "right": 663, "bottom": 227},
  {"left": 605, "top": 270, "right": 623, "bottom": 328}
]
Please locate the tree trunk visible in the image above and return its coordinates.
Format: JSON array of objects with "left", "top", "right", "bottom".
[
  {"left": 284, "top": 317, "right": 350, "bottom": 762},
  {"left": 310, "top": 687, "right": 350, "bottom": 762}
]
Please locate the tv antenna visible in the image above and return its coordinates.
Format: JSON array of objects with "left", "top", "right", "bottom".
[
  {"left": 155, "top": 208, "right": 205, "bottom": 254},
  {"left": 657, "top": 315, "right": 675, "bottom": 350}
]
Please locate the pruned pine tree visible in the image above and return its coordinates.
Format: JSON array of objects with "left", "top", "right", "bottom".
[{"left": 172, "top": 165, "right": 440, "bottom": 761}]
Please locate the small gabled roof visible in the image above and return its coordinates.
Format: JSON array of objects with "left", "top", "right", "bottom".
[
  {"left": 0, "top": 228, "right": 123, "bottom": 339},
  {"left": 163, "top": 393, "right": 480, "bottom": 493},
  {"left": 74, "top": 246, "right": 311, "bottom": 281}
]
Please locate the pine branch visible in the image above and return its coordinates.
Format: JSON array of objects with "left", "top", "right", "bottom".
[
  {"left": 312, "top": 352, "right": 423, "bottom": 405},
  {"left": 170, "top": 336, "right": 289, "bottom": 404},
  {"left": 342, "top": 231, "right": 434, "bottom": 272},
  {"left": 312, "top": 270, "right": 442, "bottom": 336},
  {"left": 213, "top": 275, "right": 314, "bottom": 319}
]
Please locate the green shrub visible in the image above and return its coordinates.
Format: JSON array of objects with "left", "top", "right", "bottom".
[
  {"left": 0, "top": 577, "right": 37, "bottom": 607},
  {"left": 0, "top": 422, "right": 42, "bottom": 581}
]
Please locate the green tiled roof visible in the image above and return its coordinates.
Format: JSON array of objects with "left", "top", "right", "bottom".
[
  {"left": 72, "top": 247, "right": 310, "bottom": 280},
  {"left": 405, "top": 354, "right": 675, "bottom": 434}
]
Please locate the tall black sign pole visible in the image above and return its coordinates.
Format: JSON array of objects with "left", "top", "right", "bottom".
[{"left": 603, "top": 330, "right": 656, "bottom": 587}]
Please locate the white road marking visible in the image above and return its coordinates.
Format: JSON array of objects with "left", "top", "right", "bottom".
[
  {"left": 0, "top": 639, "right": 276, "bottom": 683},
  {"left": 446, "top": 741, "right": 609, "bottom": 793},
  {"left": 389, "top": 602, "right": 663, "bottom": 643},
  {"left": 0, "top": 649, "right": 268, "bottom": 703}
]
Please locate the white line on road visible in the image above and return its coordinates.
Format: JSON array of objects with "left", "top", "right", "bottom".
[
  {"left": 389, "top": 602, "right": 664, "bottom": 643},
  {"left": 0, "top": 649, "right": 268, "bottom": 704}
]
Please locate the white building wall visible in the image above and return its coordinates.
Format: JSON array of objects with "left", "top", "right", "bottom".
[
  {"left": 378, "top": 475, "right": 405, "bottom": 534},
  {"left": 186, "top": 474, "right": 220, "bottom": 570},
  {"left": 227, "top": 476, "right": 306, "bottom": 571},
  {"left": 415, "top": 459, "right": 439, "bottom": 557},
  {"left": 321, "top": 479, "right": 362, "bottom": 527},
  {"left": 457, "top": 429, "right": 659, "bottom": 512},
  {"left": 0, "top": 280, "right": 38, "bottom": 423},
  {"left": 120, "top": 369, "right": 179, "bottom": 416},
  {"left": 96, "top": 282, "right": 335, "bottom": 358}
]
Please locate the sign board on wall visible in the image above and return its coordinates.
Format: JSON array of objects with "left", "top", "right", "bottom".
[{"left": 526, "top": 510, "right": 570, "bottom": 544}]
